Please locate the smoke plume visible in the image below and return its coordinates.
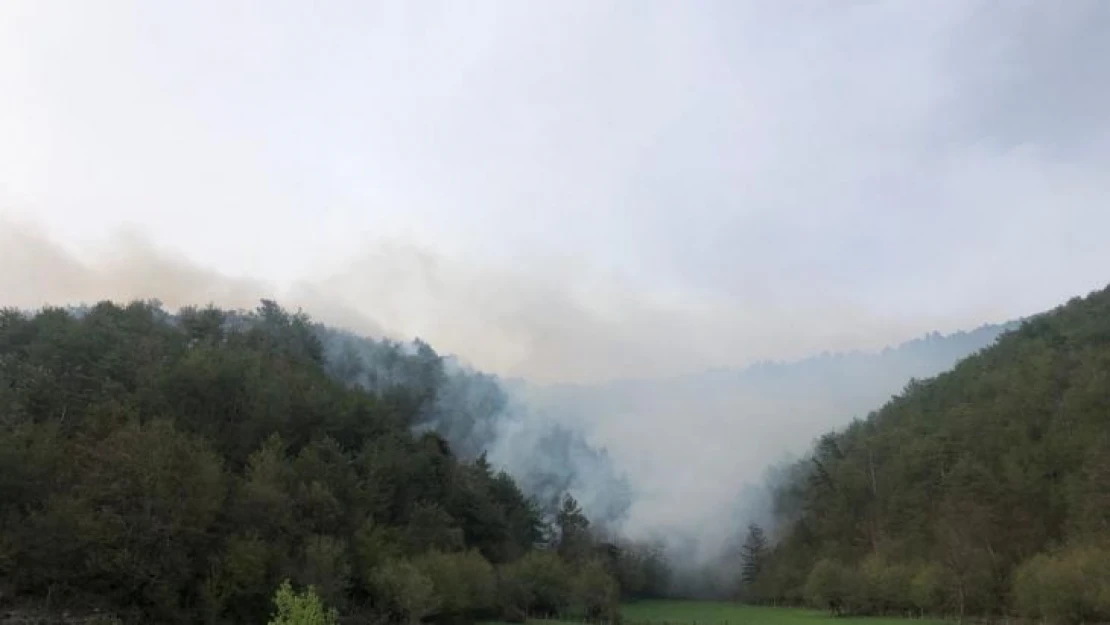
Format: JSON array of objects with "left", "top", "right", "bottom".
[{"left": 0, "top": 216, "right": 1019, "bottom": 586}]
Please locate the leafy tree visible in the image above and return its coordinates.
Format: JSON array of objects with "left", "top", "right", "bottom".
[
  {"left": 411, "top": 549, "right": 496, "bottom": 618},
  {"left": 1012, "top": 545, "right": 1110, "bottom": 625},
  {"left": 267, "top": 579, "right": 338, "bottom": 625},
  {"left": 571, "top": 558, "right": 621, "bottom": 622},
  {"left": 371, "top": 558, "right": 439, "bottom": 625},
  {"left": 498, "top": 550, "right": 573, "bottom": 618},
  {"left": 804, "top": 559, "right": 857, "bottom": 616}
]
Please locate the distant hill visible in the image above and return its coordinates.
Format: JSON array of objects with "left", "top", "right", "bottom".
[
  {"left": 750, "top": 286, "right": 1110, "bottom": 622},
  {"left": 539, "top": 320, "right": 1019, "bottom": 435}
]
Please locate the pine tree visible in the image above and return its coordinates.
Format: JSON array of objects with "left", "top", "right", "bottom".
[
  {"left": 556, "top": 493, "right": 591, "bottom": 562},
  {"left": 740, "top": 523, "right": 768, "bottom": 588}
]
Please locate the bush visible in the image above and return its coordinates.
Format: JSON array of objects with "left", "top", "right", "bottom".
[
  {"left": 1013, "top": 545, "right": 1110, "bottom": 625},
  {"left": 909, "top": 563, "right": 951, "bottom": 616},
  {"left": 497, "top": 550, "right": 572, "bottom": 618},
  {"left": 857, "top": 553, "right": 913, "bottom": 615},
  {"left": 804, "top": 559, "right": 856, "bottom": 615},
  {"left": 412, "top": 549, "right": 496, "bottom": 618},
  {"left": 267, "top": 579, "right": 338, "bottom": 625},
  {"left": 571, "top": 558, "right": 621, "bottom": 623},
  {"left": 372, "top": 558, "right": 439, "bottom": 625}
]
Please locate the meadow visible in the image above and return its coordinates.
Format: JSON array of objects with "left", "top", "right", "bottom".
[{"left": 510, "top": 601, "right": 947, "bottom": 625}]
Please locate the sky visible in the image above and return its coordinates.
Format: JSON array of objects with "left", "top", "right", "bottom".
[{"left": 2, "top": 0, "right": 1110, "bottom": 384}]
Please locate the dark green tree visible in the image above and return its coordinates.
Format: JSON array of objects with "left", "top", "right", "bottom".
[{"left": 740, "top": 523, "right": 768, "bottom": 589}]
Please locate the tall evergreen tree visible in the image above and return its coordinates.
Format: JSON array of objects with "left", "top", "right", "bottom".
[
  {"left": 740, "top": 523, "right": 768, "bottom": 588},
  {"left": 555, "top": 494, "right": 591, "bottom": 562}
]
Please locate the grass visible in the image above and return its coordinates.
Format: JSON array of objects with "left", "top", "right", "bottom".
[
  {"left": 489, "top": 601, "right": 947, "bottom": 625},
  {"left": 620, "top": 601, "right": 945, "bottom": 625}
]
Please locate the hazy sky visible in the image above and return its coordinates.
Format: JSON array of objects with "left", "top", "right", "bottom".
[{"left": 3, "top": 1, "right": 1109, "bottom": 383}]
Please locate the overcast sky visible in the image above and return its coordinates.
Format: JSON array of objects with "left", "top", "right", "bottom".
[{"left": 2, "top": 1, "right": 1109, "bottom": 383}]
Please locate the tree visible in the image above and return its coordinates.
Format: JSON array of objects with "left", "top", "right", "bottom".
[
  {"left": 267, "top": 579, "right": 338, "bottom": 625},
  {"left": 498, "top": 550, "right": 573, "bottom": 618},
  {"left": 372, "top": 559, "right": 439, "bottom": 625},
  {"left": 740, "top": 523, "right": 768, "bottom": 590},
  {"left": 412, "top": 549, "right": 496, "bottom": 618},
  {"left": 556, "top": 494, "right": 591, "bottom": 562},
  {"left": 571, "top": 558, "right": 621, "bottom": 622}
]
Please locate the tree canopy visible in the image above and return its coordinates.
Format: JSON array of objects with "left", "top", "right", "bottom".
[
  {"left": 0, "top": 300, "right": 645, "bottom": 624},
  {"left": 747, "top": 285, "right": 1110, "bottom": 623}
]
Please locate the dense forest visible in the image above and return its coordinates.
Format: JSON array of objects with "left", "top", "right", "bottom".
[
  {"left": 5, "top": 287, "right": 1110, "bottom": 625},
  {"left": 0, "top": 300, "right": 668, "bottom": 624},
  {"left": 743, "top": 286, "right": 1110, "bottom": 623}
]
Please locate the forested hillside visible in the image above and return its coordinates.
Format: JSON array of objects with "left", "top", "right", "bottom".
[
  {"left": 747, "top": 286, "right": 1110, "bottom": 623},
  {"left": 0, "top": 301, "right": 663, "bottom": 624}
]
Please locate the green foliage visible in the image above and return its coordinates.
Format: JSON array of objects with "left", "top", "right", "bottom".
[
  {"left": 267, "top": 579, "right": 338, "bottom": 625},
  {"left": 371, "top": 558, "right": 439, "bottom": 625},
  {"left": 570, "top": 558, "right": 621, "bottom": 622},
  {"left": 412, "top": 549, "right": 496, "bottom": 617},
  {"left": 908, "top": 563, "right": 950, "bottom": 615},
  {"left": 1012, "top": 544, "right": 1110, "bottom": 625},
  {"left": 804, "top": 559, "right": 856, "bottom": 615},
  {"left": 297, "top": 535, "right": 351, "bottom": 609},
  {"left": 0, "top": 300, "right": 557, "bottom": 624},
  {"left": 494, "top": 550, "right": 621, "bottom": 622},
  {"left": 757, "top": 284, "right": 1110, "bottom": 618},
  {"left": 498, "top": 550, "right": 573, "bottom": 617},
  {"left": 855, "top": 553, "right": 913, "bottom": 615}
]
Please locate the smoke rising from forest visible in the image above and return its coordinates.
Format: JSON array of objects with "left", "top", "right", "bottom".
[{"left": 1, "top": 217, "right": 1017, "bottom": 586}]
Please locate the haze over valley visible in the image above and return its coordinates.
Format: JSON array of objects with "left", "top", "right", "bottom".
[{"left": 3, "top": 2, "right": 1110, "bottom": 624}]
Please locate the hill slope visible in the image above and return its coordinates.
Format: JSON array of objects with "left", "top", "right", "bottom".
[
  {"left": 0, "top": 301, "right": 632, "bottom": 624},
  {"left": 751, "top": 286, "right": 1110, "bottom": 622}
]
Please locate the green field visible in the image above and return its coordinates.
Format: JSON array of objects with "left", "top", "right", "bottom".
[
  {"left": 501, "top": 601, "right": 946, "bottom": 625},
  {"left": 620, "top": 601, "right": 944, "bottom": 625}
]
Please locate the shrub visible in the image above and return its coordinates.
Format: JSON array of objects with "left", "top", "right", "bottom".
[
  {"left": 412, "top": 549, "right": 496, "bottom": 618},
  {"left": 804, "top": 559, "right": 856, "bottom": 615},
  {"left": 372, "top": 558, "right": 439, "bottom": 625},
  {"left": 570, "top": 558, "right": 621, "bottom": 623},
  {"left": 267, "top": 579, "right": 338, "bottom": 625},
  {"left": 498, "top": 550, "right": 572, "bottom": 618},
  {"left": 1013, "top": 545, "right": 1110, "bottom": 625}
]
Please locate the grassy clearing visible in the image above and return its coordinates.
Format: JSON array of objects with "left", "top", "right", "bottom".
[
  {"left": 485, "top": 601, "right": 948, "bottom": 625},
  {"left": 619, "top": 601, "right": 946, "bottom": 625}
]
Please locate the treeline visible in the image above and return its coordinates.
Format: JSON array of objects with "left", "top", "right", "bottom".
[
  {"left": 741, "top": 285, "right": 1110, "bottom": 624},
  {"left": 0, "top": 300, "right": 668, "bottom": 624}
]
